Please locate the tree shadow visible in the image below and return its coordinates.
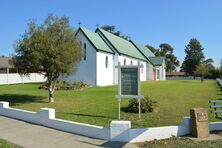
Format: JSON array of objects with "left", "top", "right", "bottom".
[
  {"left": 120, "top": 107, "right": 138, "bottom": 114},
  {"left": 0, "top": 94, "right": 46, "bottom": 106},
  {"left": 121, "top": 107, "right": 131, "bottom": 113},
  {"left": 64, "top": 112, "right": 114, "bottom": 120}
]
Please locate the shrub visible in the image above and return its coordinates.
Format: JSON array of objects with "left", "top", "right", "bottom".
[
  {"left": 127, "top": 96, "right": 158, "bottom": 113},
  {"left": 39, "top": 80, "right": 88, "bottom": 90}
]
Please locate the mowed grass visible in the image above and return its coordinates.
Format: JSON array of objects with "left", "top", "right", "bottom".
[
  {"left": 0, "top": 139, "right": 22, "bottom": 148},
  {"left": 137, "top": 137, "right": 222, "bottom": 148},
  {"left": 0, "top": 80, "right": 221, "bottom": 128}
]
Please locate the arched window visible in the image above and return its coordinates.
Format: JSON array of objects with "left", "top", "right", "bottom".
[
  {"left": 130, "top": 60, "right": 133, "bottom": 65},
  {"left": 141, "top": 63, "right": 144, "bottom": 73},
  {"left": 124, "top": 59, "right": 126, "bottom": 66},
  {"left": 83, "top": 43, "right": 86, "bottom": 60},
  {"left": 105, "top": 56, "right": 108, "bottom": 68},
  {"left": 80, "top": 41, "right": 82, "bottom": 47}
]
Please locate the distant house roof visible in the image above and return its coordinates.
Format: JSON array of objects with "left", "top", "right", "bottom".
[
  {"left": 96, "top": 28, "right": 147, "bottom": 61},
  {"left": 149, "top": 57, "right": 164, "bottom": 66},
  {"left": 166, "top": 72, "right": 186, "bottom": 76},
  {"left": 0, "top": 57, "right": 13, "bottom": 68},
  {"left": 76, "top": 28, "right": 114, "bottom": 54}
]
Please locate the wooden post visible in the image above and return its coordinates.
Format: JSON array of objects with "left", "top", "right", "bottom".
[
  {"left": 117, "top": 62, "right": 121, "bottom": 120},
  {"left": 6, "top": 67, "right": 9, "bottom": 85}
]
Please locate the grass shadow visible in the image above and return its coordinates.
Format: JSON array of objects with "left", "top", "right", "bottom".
[
  {"left": 121, "top": 106, "right": 130, "bottom": 113},
  {"left": 121, "top": 106, "right": 139, "bottom": 114},
  {"left": 0, "top": 94, "right": 46, "bottom": 106},
  {"left": 64, "top": 112, "right": 114, "bottom": 120}
]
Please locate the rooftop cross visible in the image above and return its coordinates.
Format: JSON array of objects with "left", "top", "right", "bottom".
[{"left": 78, "top": 21, "right": 81, "bottom": 28}]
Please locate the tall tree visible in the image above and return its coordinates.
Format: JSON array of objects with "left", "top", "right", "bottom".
[
  {"left": 148, "top": 43, "right": 179, "bottom": 72},
  {"left": 195, "top": 58, "right": 214, "bottom": 82},
  {"left": 101, "top": 25, "right": 129, "bottom": 40},
  {"left": 180, "top": 38, "right": 205, "bottom": 76},
  {"left": 195, "top": 65, "right": 209, "bottom": 83},
  {"left": 159, "top": 44, "right": 179, "bottom": 72},
  {"left": 145, "top": 44, "right": 157, "bottom": 53},
  {"left": 13, "top": 14, "right": 83, "bottom": 102}
]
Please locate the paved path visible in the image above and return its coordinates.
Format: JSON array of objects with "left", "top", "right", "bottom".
[{"left": 0, "top": 116, "right": 136, "bottom": 148}]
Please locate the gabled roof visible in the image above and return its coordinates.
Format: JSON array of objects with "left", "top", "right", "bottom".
[
  {"left": 76, "top": 27, "right": 165, "bottom": 65},
  {"left": 96, "top": 28, "right": 147, "bottom": 61},
  {"left": 130, "top": 41, "right": 155, "bottom": 63},
  {"left": 149, "top": 57, "right": 164, "bottom": 66},
  {"left": 76, "top": 27, "right": 114, "bottom": 54}
]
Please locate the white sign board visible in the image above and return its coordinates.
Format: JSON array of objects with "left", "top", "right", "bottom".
[{"left": 115, "top": 62, "right": 144, "bottom": 120}]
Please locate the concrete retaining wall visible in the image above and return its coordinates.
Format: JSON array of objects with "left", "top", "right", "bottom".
[
  {"left": 216, "top": 78, "right": 222, "bottom": 87},
  {"left": 1, "top": 101, "right": 222, "bottom": 142},
  {"left": 0, "top": 102, "right": 109, "bottom": 140},
  {"left": 0, "top": 73, "right": 46, "bottom": 85}
]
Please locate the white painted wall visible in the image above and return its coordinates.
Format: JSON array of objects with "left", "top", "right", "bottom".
[
  {"left": 61, "top": 30, "right": 165, "bottom": 86},
  {"left": 117, "top": 55, "right": 147, "bottom": 81},
  {"left": 0, "top": 102, "right": 109, "bottom": 140},
  {"left": 62, "top": 31, "right": 97, "bottom": 86},
  {"left": 0, "top": 73, "right": 46, "bottom": 85},
  {"left": 146, "top": 62, "right": 153, "bottom": 80},
  {"left": 1, "top": 102, "right": 222, "bottom": 143},
  {"left": 96, "top": 52, "right": 114, "bottom": 86},
  {"left": 154, "top": 63, "right": 166, "bottom": 81}
]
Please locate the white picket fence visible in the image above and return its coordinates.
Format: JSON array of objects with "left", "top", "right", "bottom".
[{"left": 0, "top": 73, "right": 46, "bottom": 85}]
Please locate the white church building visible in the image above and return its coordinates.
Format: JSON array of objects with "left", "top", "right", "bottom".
[{"left": 63, "top": 27, "right": 165, "bottom": 86}]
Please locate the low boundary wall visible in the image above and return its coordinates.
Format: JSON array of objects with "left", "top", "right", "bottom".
[
  {"left": 1, "top": 101, "right": 222, "bottom": 142},
  {"left": 216, "top": 78, "right": 222, "bottom": 88},
  {"left": 0, "top": 73, "right": 46, "bottom": 85},
  {"left": 0, "top": 102, "right": 109, "bottom": 140}
]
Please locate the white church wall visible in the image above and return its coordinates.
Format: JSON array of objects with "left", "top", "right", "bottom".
[
  {"left": 118, "top": 55, "right": 147, "bottom": 81},
  {"left": 62, "top": 31, "right": 97, "bottom": 86},
  {"left": 146, "top": 62, "right": 153, "bottom": 80},
  {"left": 96, "top": 52, "right": 114, "bottom": 86}
]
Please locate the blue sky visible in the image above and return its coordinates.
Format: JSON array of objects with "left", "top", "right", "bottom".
[{"left": 0, "top": 0, "right": 221, "bottom": 67}]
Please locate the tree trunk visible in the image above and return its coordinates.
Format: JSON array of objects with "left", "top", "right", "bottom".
[
  {"left": 201, "top": 76, "right": 204, "bottom": 83},
  {"left": 48, "top": 80, "right": 56, "bottom": 103}
]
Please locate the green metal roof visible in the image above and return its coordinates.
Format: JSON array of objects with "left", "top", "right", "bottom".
[
  {"left": 130, "top": 41, "right": 155, "bottom": 60},
  {"left": 149, "top": 57, "right": 165, "bottom": 66},
  {"left": 78, "top": 27, "right": 114, "bottom": 54},
  {"left": 96, "top": 28, "right": 147, "bottom": 61}
]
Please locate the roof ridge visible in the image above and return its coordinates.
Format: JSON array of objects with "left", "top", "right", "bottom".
[
  {"left": 76, "top": 27, "right": 114, "bottom": 54},
  {"left": 98, "top": 28, "right": 130, "bottom": 43},
  {"left": 96, "top": 28, "right": 147, "bottom": 61}
]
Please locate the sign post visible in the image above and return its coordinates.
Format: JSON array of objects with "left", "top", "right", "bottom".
[{"left": 115, "top": 62, "right": 144, "bottom": 120}]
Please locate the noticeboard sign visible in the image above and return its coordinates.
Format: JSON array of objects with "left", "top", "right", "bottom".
[
  {"left": 115, "top": 62, "right": 144, "bottom": 119},
  {"left": 121, "top": 68, "right": 138, "bottom": 96}
]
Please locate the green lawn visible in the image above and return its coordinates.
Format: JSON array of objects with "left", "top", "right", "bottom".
[
  {"left": 0, "top": 139, "right": 21, "bottom": 148},
  {"left": 0, "top": 80, "right": 221, "bottom": 128},
  {"left": 137, "top": 137, "right": 222, "bottom": 148}
]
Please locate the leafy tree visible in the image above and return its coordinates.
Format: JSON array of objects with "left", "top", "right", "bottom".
[
  {"left": 13, "top": 14, "right": 83, "bottom": 102},
  {"left": 195, "top": 58, "right": 215, "bottom": 82},
  {"left": 180, "top": 38, "right": 205, "bottom": 76},
  {"left": 147, "top": 43, "right": 179, "bottom": 72},
  {"left": 145, "top": 44, "right": 157, "bottom": 53},
  {"left": 101, "top": 25, "right": 129, "bottom": 40},
  {"left": 158, "top": 43, "right": 179, "bottom": 72},
  {"left": 195, "top": 65, "right": 209, "bottom": 83},
  {"left": 203, "top": 58, "right": 214, "bottom": 71}
]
